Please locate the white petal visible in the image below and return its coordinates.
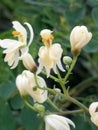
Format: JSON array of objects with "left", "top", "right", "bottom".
[
  {"left": 91, "top": 112, "right": 98, "bottom": 126},
  {"left": 53, "top": 65, "right": 57, "bottom": 74},
  {"left": 40, "top": 29, "right": 53, "bottom": 38},
  {"left": 12, "top": 21, "right": 27, "bottom": 42},
  {"left": 30, "top": 76, "right": 48, "bottom": 103},
  {"left": 10, "top": 51, "right": 20, "bottom": 69},
  {"left": 0, "top": 39, "right": 22, "bottom": 49},
  {"left": 49, "top": 43, "right": 63, "bottom": 60},
  {"left": 4, "top": 52, "right": 16, "bottom": 66},
  {"left": 56, "top": 60, "right": 65, "bottom": 72},
  {"left": 24, "top": 22, "right": 34, "bottom": 46},
  {"left": 36, "top": 59, "right": 43, "bottom": 74},
  {"left": 16, "top": 73, "right": 29, "bottom": 96},
  {"left": 64, "top": 117, "right": 75, "bottom": 128},
  {"left": 3, "top": 41, "right": 23, "bottom": 54},
  {"left": 45, "top": 67, "right": 51, "bottom": 78},
  {"left": 20, "top": 46, "right": 29, "bottom": 57},
  {"left": 45, "top": 114, "right": 75, "bottom": 130},
  {"left": 89, "top": 102, "right": 98, "bottom": 116}
]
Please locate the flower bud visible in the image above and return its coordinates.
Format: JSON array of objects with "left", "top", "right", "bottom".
[
  {"left": 63, "top": 56, "right": 72, "bottom": 65},
  {"left": 34, "top": 103, "right": 45, "bottom": 113},
  {"left": 70, "top": 25, "right": 92, "bottom": 55},
  {"left": 54, "top": 88, "right": 61, "bottom": 93},
  {"left": 21, "top": 53, "right": 37, "bottom": 72}
]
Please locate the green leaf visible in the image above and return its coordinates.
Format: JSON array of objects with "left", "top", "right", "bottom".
[
  {"left": 71, "top": 114, "right": 98, "bottom": 130},
  {"left": 87, "top": 0, "right": 98, "bottom": 7},
  {"left": 84, "top": 37, "right": 98, "bottom": 53},
  {"left": 0, "top": 81, "right": 16, "bottom": 100},
  {"left": 92, "top": 7, "right": 98, "bottom": 27},
  {"left": 10, "top": 94, "right": 24, "bottom": 110},
  {"left": 0, "top": 102, "right": 16, "bottom": 130},
  {"left": 0, "top": 30, "right": 13, "bottom": 39},
  {"left": 21, "top": 106, "right": 43, "bottom": 130},
  {"left": 65, "top": 4, "right": 85, "bottom": 27}
]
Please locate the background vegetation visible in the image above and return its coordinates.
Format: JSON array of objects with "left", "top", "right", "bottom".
[{"left": 0, "top": 0, "right": 98, "bottom": 130}]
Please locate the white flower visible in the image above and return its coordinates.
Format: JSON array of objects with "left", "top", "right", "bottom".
[
  {"left": 45, "top": 114, "right": 75, "bottom": 130},
  {"left": 89, "top": 102, "right": 98, "bottom": 126},
  {"left": 37, "top": 29, "right": 65, "bottom": 77},
  {"left": 0, "top": 21, "right": 34, "bottom": 69},
  {"left": 70, "top": 25, "right": 92, "bottom": 55},
  {"left": 16, "top": 70, "right": 47, "bottom": 103}
]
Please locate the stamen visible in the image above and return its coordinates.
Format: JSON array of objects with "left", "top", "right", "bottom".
[
  {"left": 42, "top": 34, "right": 54, "bottom": 47},
  {"left": 12, "top": 31, "right": 22, "bottom": 37}
]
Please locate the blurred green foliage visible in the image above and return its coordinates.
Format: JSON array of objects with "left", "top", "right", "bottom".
[{"left": 0, "top": 0, "right": 98, "bottom": 130}]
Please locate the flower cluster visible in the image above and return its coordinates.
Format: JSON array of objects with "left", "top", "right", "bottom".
[{"left": 0, "top": 20, "right": 93, "bottom": 130}]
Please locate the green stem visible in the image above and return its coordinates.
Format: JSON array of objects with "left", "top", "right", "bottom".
[
  {"left": 56, "top": 68, "right": 67, "bottom": 94},
  {"left": 34, "top": 73, "right": 56, "bottom": 95},
  {"left": 56, "top": 109, "right": 83, "bottom": 115},
  {"left": 47, "top": 98, "right": 62, "bottom": 112},
  {"left": 69, "top": 76, "right": 98, "bottom": 96},
  {"left": 61, "top": 93, "right": 88, "bottom": 113},
  {"left": 34, "top": 74, "right": 88, "bottom": 113},
  {"left": 41, "top": 71, "right": 58, "bottom": 82},
  {"left": 64, "top": 55, "right": 78, "bottom": 82},
  {"left": 23, "top": 98, "right": 37, "bottom": 112}
]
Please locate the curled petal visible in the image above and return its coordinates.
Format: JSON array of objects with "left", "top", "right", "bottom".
[
  {"left": 56, "top": 59, "right": 65, "bottom": 72},
  {"left": 24, "top": 22, "right": 34, "bottom": 46}
]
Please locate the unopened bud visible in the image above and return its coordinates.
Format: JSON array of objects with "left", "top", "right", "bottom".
[
  {"left": 54, "top": 88, "right": 61, "bottom": 93},
  {"left": 63, "top": 56, "right": 72, "bottom": 65},
  {"left": 70, "top": 25, "right": 92, "bottom": 56},
  {"left": 34, "top": 103, "right": 45, "bottom": 113},
  {"left": 22, "top": 53, "right": 37, "bottom": 72}
]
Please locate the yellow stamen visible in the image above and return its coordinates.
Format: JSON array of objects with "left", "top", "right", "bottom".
[
  {"left": 12, "top": 31, "right": 22, "bottom": 37},
  {"left": 42, "top": 34, "right": 54, "bottom": 47}
]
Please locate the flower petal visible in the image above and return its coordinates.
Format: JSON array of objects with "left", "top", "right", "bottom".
[
  {"left": 37, "top": 59, "right": 43, "bottom": 74},
  {"left": 24, "top": 22, "right": 34, "bottom": 46},
  {"left": 91, "top": 112, "right": 98, "bottom": 127},
  {"left": 10, "top": 50, "right": 20, "bottom": 69},
  {"left": 56, "top": 59, "right": 65, "bottom": 72},
  {"left": 45, "top": 114, "right": 75, "bottom": 130},
  {"left": 89, "top": 102, "right": 98, "bottom": 116},
  {"left": 0, "top": 39, "right": 22, "bottom": 49},
  {"left": 12, "top": 21, "right": 27, "bottom": 39}
]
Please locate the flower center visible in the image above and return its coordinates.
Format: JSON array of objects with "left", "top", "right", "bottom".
[
  {"left": 42, "top": 34, "right": 54, "bottom": 47},
  {"left": 12, "top": 31, "right": 22, "bottom": 37},
  {"left": 12, "top": 31, "right": 24, "bottom": 42}
]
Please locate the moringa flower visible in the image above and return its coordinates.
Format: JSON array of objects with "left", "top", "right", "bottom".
[
  {"left": 45, "top": 114, "right": 75, "bottom": 130},
  {"left": 0, "top": 21, "right": 34, "bottom": 69},
  {"left": 89, "top": 102, "right": 98, "bottom": 126},
  {"left": 70, "top": 25, "right": 92, "bottom": 55},
  {"left": 37, "top": 29, "right": 65, "bottom": 77},
  {"left": 16, "top": 70, "right": 47, "bottom": 103}
]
